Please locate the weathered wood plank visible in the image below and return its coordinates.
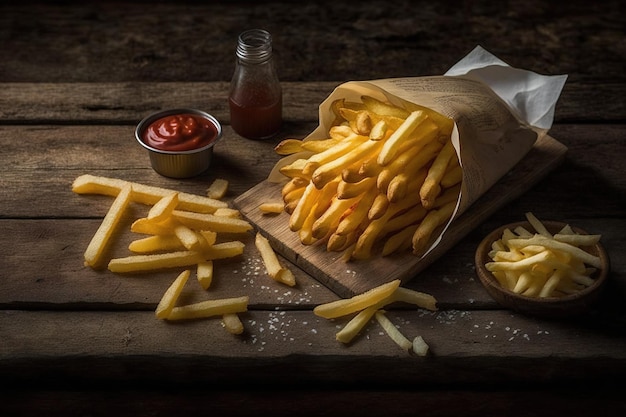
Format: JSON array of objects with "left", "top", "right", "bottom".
[
  {"left": 1, "top": 124, "right": 624, "bottom": 219},
  {"left": 0, "top": 82, "right": 624, "bottom": 123},
  {"left": 2, "top": 310, "right": 625, "bottom": 387}
]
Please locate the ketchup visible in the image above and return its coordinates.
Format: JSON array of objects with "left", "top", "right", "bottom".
[
  {"left": 142, "top": 114, "right": 218, "bottom": 152},
  {"left": 229, "top": 91, "right": 282, "bottom": 140}
]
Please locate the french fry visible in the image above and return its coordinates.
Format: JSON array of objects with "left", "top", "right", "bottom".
[
  {"left": 375, "top": 310, "right": 413, "bottom": 351},
  {"left": 259, "top": 202, "right": 285, "bottom": 214},
  {"left": 335, "top": 305, "right": 379, "bottom": 344},
  {"left": 172, "top": 210, "right": 252, "bottom": 234},
  {"left": 377, "top": 110, "right": 427, "bottom": 166},
  {"left": 72, "top": 174, "right": 227, "bottom": 213},
  {"left": 167, "top": 296, "right": 249, "bottom": 321},
  {"left": 311, "top": 137, "right": 382, "bottom": 189},
  {"left": 255, "top": 232, "right": 296, "bottom": 286},
  {"left": 412, "top": 336, "right": 430, "bottom": 357},
  {"left": 147, "top": 192, "right": 179, "bottom": 223},
  {"left": 222, "top": 313, "right": 245, "bottom": 335},
  {"left": 420, "top": 139, "right": 456, "bottom": 209},
  {"left": 313, "top": 279, "right": 400, "bottom": 319},
  {"left": 130, "top": 216, "right": 178, "bottom": 235},
  {"left": 129, "top": 234, "right": 185, "bottom": 253},
  {"left": 206, "top": 179, "right": 229, "bottom": 200},
  {"left": 173, "top": 224, "right": 201, "bottom": 251},
  {"left": 83, "top": 184, "right": 133, "bottom": 268},
  {"left": 197, "top": 261, "right": 214, "bottom": 290},
  {"left": 412, "top": 200, "right": 456, "bottom": 255},
  {"left": 108, "top": 251, "right": 205, "bottom": 273},
  {"left": 155, "top": 269, "right": 190, "bottom": 319}
]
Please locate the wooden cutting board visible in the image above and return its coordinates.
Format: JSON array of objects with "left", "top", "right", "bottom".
[{"left": 233, "top": 134, "right": 568, "bottom": 298}]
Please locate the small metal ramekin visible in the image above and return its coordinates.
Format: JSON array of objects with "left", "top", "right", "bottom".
[{"left": 135, "top": 108, "right": 222, "bottom": 178}]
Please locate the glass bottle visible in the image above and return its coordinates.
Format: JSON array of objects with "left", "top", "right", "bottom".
[{"left": 228, "top": 29, "right": 282, "bottom": 140}]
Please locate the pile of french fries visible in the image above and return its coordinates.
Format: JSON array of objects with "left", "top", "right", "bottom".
[
  {"left": 275, "top": 95, "right": 461, "bottom": 260},
  {"left": 486, "top": 212, "right": 603, "bottom": 298},
  {"left": 73, "top": 174, "right": 296, "bottom": 334},
  {"left": 314, "top": 279, "right": 437, "bottom": 355}
]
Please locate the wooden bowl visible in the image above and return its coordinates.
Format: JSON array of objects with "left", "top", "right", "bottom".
[{"left": 475, "top": 221, "right": 610, "bottom": 318}]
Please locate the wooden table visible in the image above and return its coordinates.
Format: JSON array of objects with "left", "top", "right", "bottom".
[{"left": 1, "top": 1, "right": 625, "bottom": 416}]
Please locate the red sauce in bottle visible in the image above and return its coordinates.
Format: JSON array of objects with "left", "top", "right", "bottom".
[
  {"left": 142, "top": 114, "right": 218, "bottom": 152},
  {"left": 229, "top": 90, "right": 282, "bottom": 140}
]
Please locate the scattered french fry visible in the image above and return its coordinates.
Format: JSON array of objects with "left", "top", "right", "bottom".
[
  {"left": 222, "top": 313, "right": 245, "bottom": 335},
  {"left": 316, "top": 280, "right": 436, "bottom": 354},
  {"left": 83, "top": 184, "right": 133, "bottom": 268},
  {"left": 375, "top": 310, "right": 413, "bottom": 351},
  {"left": 167, "top": 296, "right": 249, "bottom": 321},
  {"left": 108, "top": 251, "right": 206, "bottom": 273},
  {"left": 313, "top": 279, "right": 400, "bottom": 319},
  {"left": 155, "top": 269, "right": 190, "bottom": 319},
  {"left": 206, "top": 178, "right": 229, "bottom": 200},
  {"left": 255, "top": 232, "right": 296, "bottom": 286},
  {"left": 72, "top": 174, "right": 227, "bottom": 213},
  {"left": 197, "top": 261, "right": 214, "bottom": 290},
  {"left": 259, "top": 202, "right": 285, "bottom": 214}
]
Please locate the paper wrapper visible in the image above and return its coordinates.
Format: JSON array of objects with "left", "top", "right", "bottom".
[{"left": 269, "top": 46, "right": 567, "bottom": 258}]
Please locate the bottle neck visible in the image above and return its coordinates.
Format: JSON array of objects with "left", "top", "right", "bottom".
[{"left": 236, "top": 29, "right": 273, "bottom": 64}]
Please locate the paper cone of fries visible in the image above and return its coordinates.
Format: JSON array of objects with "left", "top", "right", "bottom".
[{"left": 269, "top": 46, "right": 567, "bottom": 260}]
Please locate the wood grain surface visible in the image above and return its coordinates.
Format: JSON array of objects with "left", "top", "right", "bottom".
[{"left": 1, "top": 1, "right": 625, "bottom": 416}]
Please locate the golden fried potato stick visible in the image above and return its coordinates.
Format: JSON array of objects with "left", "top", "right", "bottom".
[
  {"left": 83, "top": 184, "right": 133, "bottom": 268},
  {"left": 109, "top": 250, "right": 206, "bottom": 273},
  {"left": 377, "top": 110, "right": 427, "bottom": 166},
  {"left": 432, "top": 183, "right": 461, "bottom": 209},
  {"left": 155, "top": 269, "right": 190, "bottom": 319},
  {"left": 147, "top": 192, "right": 179, "bottom": 223},
  {"left": 72, "top": 174, "right": 227, "bottom": 213},
  {"left": 206, "top": 178, "right": 229, "bottom": 200},
  {"left": 420, "top": 139, "right": 456, "bottom": 209},
  {"left": 303, "top": 133, "right": 369, "bottom": 177},
  {"left": 376, "top": 135, "right": 439, "bottom": 195},
  {"left": 258, "top": 202, "right": 285, "bottom": 214},
  {"left": 404, "top": 101, "right": 454, "bottom": 137},
  {"left": 386, "top": 166, "right": 428, "bottom": 204},
  {"left": 172, "top": 210, "right": 253, "bottom": 234},
  {"left": 279, "top": 158, "right": 310, "bottom": 179},
  {"left": 440, "top": 160, "right": 463, "bottom": 189},
  {"left": 375, "top": 310, "right": 413, "bottom": 351},
  {"left": 335, "top": 188, "right": 377, "bottom": 236},
  {"left": 312, "top": 178, "right": 340, "bottom": 218},
  {"left": 335, "top": 304, "right": 379, "bottom": 344},
  {"left": 382, "top": 224, "right": 418, "bottom": 256},
  {"left": 361, "top": 95, "right": 411, "bottom": 119},
  {"left": 222, "top": 313, "right": 245, "bottom": 335},
  {"left": 337, "top": 176, "right": 376, "bottom": 200},
  {"left": 130, "top": 216, "right": 178, "bottom": 236},
  {"left": 368, "top": 193, "right": 390, "bottom": 221},
  {"left": 312, "top": 195, "right": 360, "bottom": 240},
  {"left": 173, "top": 224, "right": 201, "bottom": 251},
  {"left": 412, "top": 200, "right": 456, "bottom": 255},
  {"left": 128, "top": 234, "right": 185, "bottom": 254},
  {"left": 195, "top": 261, "right": 214, "bottom": 290},
  {"left": 354, "top": 197, "right": 424, "bottom": 260},
  {"left": 255, "top": 232, "right": 296, "bottom": 286},
  {"left": 289, "top": 182, "right": 321, "bottom": 231},
  {"left": 311, "top": 137, "right": 383, "bottom": 189},
  {"left": 274, "top": 139, "right": 305, "bottom": 155},
  {"left": 313, "top": 279, "right": 400, "bottom": 319},
  {"left": 167, "top": 296, "right": 249, "bottom": 321}
]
